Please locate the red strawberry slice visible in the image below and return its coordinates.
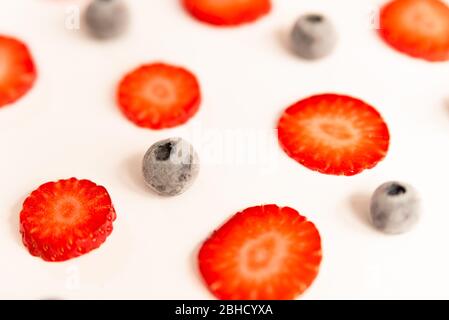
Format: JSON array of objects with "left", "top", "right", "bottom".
[
  {"left": 379, "top": 0, "right": 449, "bottom": 61},
  {"left": 277, "top": 94, "right": 390, "bottom": 176},
  {"left": 198, "top": 204, "right": 322, "bottom": 300},
  {"left": 20, "top": 178, "right": 116, "bottom": 262},
  {"left": 0, "top": 35, "right": 37, "bottom": 107},
  {"left": 182, "top": 0, "right": 271, "bottom": 26},
  {"left": 117, "top": 63, "right": 201, "bottom": 130}
]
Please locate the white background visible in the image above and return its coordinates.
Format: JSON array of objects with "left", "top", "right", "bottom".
[{"left": 0, "top": 0, "right": 449, "bottom": 299}]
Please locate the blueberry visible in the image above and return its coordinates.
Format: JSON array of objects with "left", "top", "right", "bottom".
[
  {"left": 370, "top": 181, "right": 421, "bottom": 234},
  {"left": 142, "top": 138, "right": 200, "bottom": 197},
  {"left": 84, "top": 0, "right": 130, "bottom": 40},
  {"left": 290, "top": 14, "right": 338, "bottom": 60}
]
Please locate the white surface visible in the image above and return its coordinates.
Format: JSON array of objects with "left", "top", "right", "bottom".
[{"left": 0, "top": 0, "right": 449, "bottom": 300}]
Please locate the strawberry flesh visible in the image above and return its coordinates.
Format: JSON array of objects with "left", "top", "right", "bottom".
[
  {"left": 20, "top": 178, "right": 116, "bottom": 262},
  {"left": 198, "top": 204, "right": 322, "bottom": 300},
  {"left": 182, "top": 0, "right": 271, "bottom": 26},
  {"left": 0, "top": 35, "right": 37, "bottom": 107},
  {"left": 277, "top": 94, "right": 390, "bottom": 176},
  {"left": 379, "top": 0, "right": 449, "bottom": 61},
  {"left": 117, "top": 63, "right": 201, "bottom": 130}
]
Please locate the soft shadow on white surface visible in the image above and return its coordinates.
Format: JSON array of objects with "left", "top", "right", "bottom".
[
  {"left": 9, "top": 198, "right": 24, "bottom": 247},
  {"left": 72, "top": 221, "right": 134, "bottom": 287},
  {"left": 190, "top": 240, "right": 211, "bottom": 299},
  {"left": 120, "top": 153, "right": 160, "bottom": 199},
  {"left": 444, "top": 97, "right": 449, "bottom": 114},
  {"left": 274, "top": 27, "right": 296, "bottom": 58},
  {"left": 349, "top": 192, "right": 372, "bottom": 228}
]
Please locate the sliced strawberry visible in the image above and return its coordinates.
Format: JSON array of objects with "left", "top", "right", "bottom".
[
  {"left": 379, "top": 0, "right": 449, "bottom": 61},
  {"left": 20, "top": 178, "right": 116, "bottom": 262},
  {"left": 198, "top": 204, "right": 322, "bottom": 300},
  {"left": 117, "top": 63, "right": 201, "bottom": 130},
  {"left": 182, "top": 0, "right": 271, "bottom": 26},
  {"left": 277, "top": 94, "right": 390, "bottom": 176},
  {"left": 0, "top": 35, "right": 37, "bottom": 107}
]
